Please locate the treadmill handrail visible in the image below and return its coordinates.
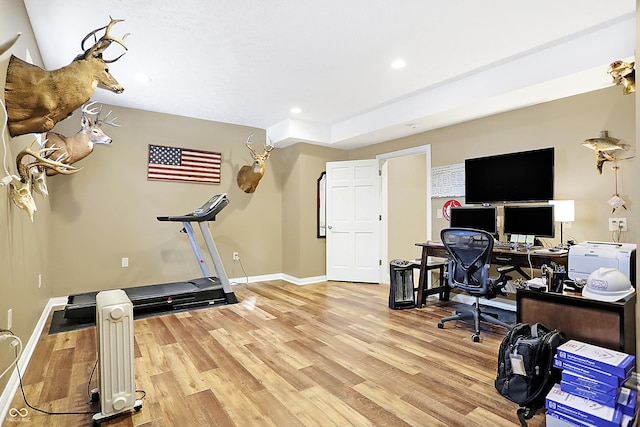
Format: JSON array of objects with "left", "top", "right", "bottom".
[{"left": 157, "top": 193, "right": 229, "bottom": 222}]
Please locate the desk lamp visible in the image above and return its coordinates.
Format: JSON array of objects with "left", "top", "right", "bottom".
[{"left": 550, "top": 200, "right": 575, "bottom": 248}]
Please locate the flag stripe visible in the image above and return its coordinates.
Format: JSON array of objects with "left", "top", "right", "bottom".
[{"left": 148, "top": 145, "right": 221, "bottom": 184}]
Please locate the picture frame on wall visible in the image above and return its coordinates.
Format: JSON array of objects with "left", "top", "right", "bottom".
[{"left": 317, "top": 172, "right": 326, "bottom": 238}]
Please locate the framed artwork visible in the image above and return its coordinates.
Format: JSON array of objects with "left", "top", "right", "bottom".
[{"left": 317, "top": 172, "right": 326, "bottom": 238}]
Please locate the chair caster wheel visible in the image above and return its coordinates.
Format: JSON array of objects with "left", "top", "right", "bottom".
[
  {"left": 471, "top": 334, "right": 480, "bottom": 342},
  {"left": 437, "top": 322, "right": 444, "bottom": 329}
]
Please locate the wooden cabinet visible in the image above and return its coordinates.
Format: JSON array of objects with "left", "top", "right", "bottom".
[{"left": 516, "top": 289, "right": 636, "bottom": 354}]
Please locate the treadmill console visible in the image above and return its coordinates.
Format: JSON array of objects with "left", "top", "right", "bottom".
[{"left": 157, "top": 193, "right": 229, "bottom": 222}]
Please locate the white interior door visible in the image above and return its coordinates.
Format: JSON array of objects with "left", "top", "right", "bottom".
[{"left": 326, "top": 160, "right": 380, "bottom": 283}]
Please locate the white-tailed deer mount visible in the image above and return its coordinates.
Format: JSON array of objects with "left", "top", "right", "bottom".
[
  {"left": 236, "top": 133, "right": 275, "bottom": 193},
  {"left": 11, "top": 139, "right": 80, "bottom": 221},
  {"left": 44, "top": 102, "right": 120, "bottom": 176},
  {"left": 4, "top": 17, "right": 129, "bottom": 137}
]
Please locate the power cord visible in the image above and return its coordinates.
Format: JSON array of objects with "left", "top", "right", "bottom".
[
  {"left": 231, "top": 256, "right": 249, "bottom": 285},
  {"left": 7, "top": 332, "right": 146, "bottom": 418},
  {"left": 0, "top": 329, "right": 22, "bottom": 380}
]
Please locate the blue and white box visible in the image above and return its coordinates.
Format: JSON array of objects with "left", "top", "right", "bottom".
[
  {"left": 561, "top": 370, "right": 620, "bottom": 397},
  {"left": 545, "top": 383, "right": 624, "bottom": 427},
  {"left": 554, "top": 356, "right": 627, "bottom": 387},
  {"left": 560, "top": 381, "right": 617, "bottom": 407},
  {"left": 556, "top": 340, "right": 635, "bottom": 380},
  {"left": 547, "top": 409, "right": 634, "bottom": 427},
  {"left": 616, "top": 387, "right": 637, "bottom": 417}
]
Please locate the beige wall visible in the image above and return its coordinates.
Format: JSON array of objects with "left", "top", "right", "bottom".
[
  {"left": 1, "top": 1, "right": 638, "bottom": 400},
  {"left": 387, "top": 154, "right": 427, "bottom": 262},
  {"left": 278, "top": 144, "right": 346, "bottom": 279},
  {"left": 0, "top": 0, "right": 50, "bottom": 393},
  {"left": 353, "top": 87, "right": 636, "bottom": 246}
]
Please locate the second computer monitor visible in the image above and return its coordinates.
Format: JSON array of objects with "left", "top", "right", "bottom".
[
  {"left": 503, "top": 205, "right": 555, "bottom": 238},
  {"left": 449, "top": 206, "right": 497, "bottom": 235}
]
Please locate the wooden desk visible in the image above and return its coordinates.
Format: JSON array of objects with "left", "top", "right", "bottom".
[
  {"left": 416, "top": 241, "right": 568, "bottom": 278},
  {"left": 517, "top": 289, "right": 636, "bottom": 354}
]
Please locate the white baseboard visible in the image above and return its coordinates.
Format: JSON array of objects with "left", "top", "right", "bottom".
[
  {"left": 0, "top": 296, "right": 67, "bottom": 424},
  {"left": 230, "top": 273, "right": 327, "bottom": 286}
]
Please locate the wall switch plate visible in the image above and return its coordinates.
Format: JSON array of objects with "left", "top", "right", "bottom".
[
  {"left": 7, "top": 309, "right": 12, "bottom": 330},
  {"left": 122, "top": 257, "right": 129, "bottom": 268}
]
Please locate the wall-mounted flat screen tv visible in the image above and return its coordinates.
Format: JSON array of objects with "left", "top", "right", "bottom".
[
  {"left": 503, "top": 205, "right": 555, "bottom": 238},
  {"left": 449, "top": 206, "right": 497, "bottom": 235},
  {"left": 464, "top": 147, "right": 554, "bottom": 204}
]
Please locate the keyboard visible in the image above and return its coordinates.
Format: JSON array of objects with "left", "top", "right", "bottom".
[{"left": 494, "top": 241, "right": 513, "bottom": 249}]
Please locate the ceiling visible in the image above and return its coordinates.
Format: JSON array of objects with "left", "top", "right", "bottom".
[{"left": 21, "top": 1, "right": 636, "bottom": 149}]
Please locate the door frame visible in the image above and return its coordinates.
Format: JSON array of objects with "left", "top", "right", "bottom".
[{"left": 377, "top": 145, "right": 432, "bottom": 283}]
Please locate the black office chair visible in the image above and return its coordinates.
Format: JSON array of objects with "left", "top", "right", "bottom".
[{"left": 438, "top": 228, "right": 514, "bottom": 342}]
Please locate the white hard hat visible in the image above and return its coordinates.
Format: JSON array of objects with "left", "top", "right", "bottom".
[{"left": 582, "top": 267, "right": 635, "bottom": 302}]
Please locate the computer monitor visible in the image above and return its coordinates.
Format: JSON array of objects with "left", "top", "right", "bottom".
[
  {"left": 503, "top": 205, "right": 555, "bottom": 238},
  {"left": 449, "top": 206, "right": 497, "bottom": 235}
]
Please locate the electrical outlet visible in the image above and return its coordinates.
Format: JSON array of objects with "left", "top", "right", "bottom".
[
  {"left": 233, "top": 252, "right": 240, "bottom": 261},
  {"left": 38, "top": 273, "right": 42, "bottom": 288},
  {"left": 618, "top": 218, "right": 628, "bottom": 231},
  {"left": 609, "top": 218, "right": 628, "bottom": 232},
  {"left": 122, "top": 257, "right": 129, "bottom": 268},
  {"left": 7, "top": 309, "right": 12, "bottom": 330}
]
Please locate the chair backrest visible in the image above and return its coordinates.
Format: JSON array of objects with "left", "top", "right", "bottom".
[{"left": 440, "top": 227, "right": 494, "bottom": 294}]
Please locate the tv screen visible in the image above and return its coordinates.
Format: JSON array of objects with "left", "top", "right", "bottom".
[
  {"left": 464, "top": 148, "right": 554, "bottom": 204},
  {"left": 503, "top": 205, "right": 555, "bottom": 238},
  {"left": 449, "top": 206, "right": 497, "bottom": 235}
]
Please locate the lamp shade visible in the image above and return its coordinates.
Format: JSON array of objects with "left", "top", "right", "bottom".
[{"left": 550, "top": 200, "right": 575, "bottom": 222}]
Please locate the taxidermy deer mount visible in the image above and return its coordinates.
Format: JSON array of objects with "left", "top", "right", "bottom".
[
  {"left": 236, "top": 133, "right": 275, "bottom": 193},
  {"left": 43, "top": 102, "right": 120, "bottom": 176},
  {"left": 11, "top": 139, "right": 80, "bottom": 222},
  {"left": 4, "top": 17, "right": 129, "bottom": 137}
]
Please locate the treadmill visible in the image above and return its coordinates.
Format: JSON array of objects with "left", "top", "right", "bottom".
[{"left": 63, "top": 193, "right": 238, "bottom": 322}]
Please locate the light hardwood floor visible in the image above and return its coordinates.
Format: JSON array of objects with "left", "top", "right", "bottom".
[{"left": 4, "top": 280, "right": 544, "bottom": 426}]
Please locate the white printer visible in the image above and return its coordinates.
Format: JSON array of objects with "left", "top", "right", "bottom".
[{"left": 568, "top": 241, "right": 637, "bottom": 286}]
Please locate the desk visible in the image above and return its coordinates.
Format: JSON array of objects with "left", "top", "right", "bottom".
[
  {"left": 416, "top": 241, "right": 568, "bottom": 279},
  {"left": 517, "top": 289, "right": 636, "bottom": 354}
]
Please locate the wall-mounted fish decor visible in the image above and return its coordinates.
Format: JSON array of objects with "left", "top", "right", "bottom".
[{"left": 582, "top": 130, "right": 633, "bottom": 174}]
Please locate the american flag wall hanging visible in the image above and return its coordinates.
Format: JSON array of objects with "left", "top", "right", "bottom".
[{"left": 147, "top": 145, "right": 221, "bottom": 184}]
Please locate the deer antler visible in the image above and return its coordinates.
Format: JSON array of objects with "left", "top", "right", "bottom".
[
  {"left": 16, "top": 139, "right": 81, "bottom": 181},
  {"left": 81, "top": 17, "right": 129, "bottom": 62},
  {"left": 82, "top": 102, "right": 121, "bottom": 127}
]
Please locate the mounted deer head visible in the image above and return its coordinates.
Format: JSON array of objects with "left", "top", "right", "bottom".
[
  {"left": 43, "top": 102, "right": 120, "bottom": 176},
  {"left": 4, "top": 17, "right": 129, "bottom": 137},
  {"left": 236, "top": 133, "right": 275, "bottom": 193},
  {"left": 11, "top": 139, "right": 80, "bottom": 221}
]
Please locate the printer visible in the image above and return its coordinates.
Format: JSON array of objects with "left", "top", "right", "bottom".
[{"left": 568, "top": 241, "right": 637, "bottom": 286}]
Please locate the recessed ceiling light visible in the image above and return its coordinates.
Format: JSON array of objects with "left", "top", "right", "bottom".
[
  {"left": 391, "top": 59, "right": 406, "bottom": 69},
  {"left": 290, "top": 107, "right": 302, "bottom": 114}
]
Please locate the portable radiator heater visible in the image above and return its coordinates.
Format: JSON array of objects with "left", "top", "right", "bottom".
[{"left": 93, "top": 290, "right": 142, "bottom": 425}]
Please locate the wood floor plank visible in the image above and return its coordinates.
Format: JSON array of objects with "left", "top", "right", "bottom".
[{"left": 5, "top": 280, "right": 546, "bottom": 426}]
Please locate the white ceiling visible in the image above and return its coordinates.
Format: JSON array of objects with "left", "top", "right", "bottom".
[{"left": 21, "top": 1, "right": 636, "bottom": 149}]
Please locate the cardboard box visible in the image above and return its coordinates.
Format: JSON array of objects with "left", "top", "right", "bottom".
[
  {"left": 546, "top": 411, "right": 595, "bottom": 427},
  {"left": 616, "top": 387, "right": 637, "bottom": 417},
  {"left": 545, "top": 383, "right": 624, "bottom": 427},
  {"left": 560, "top": 381, "right": 617, "bottom": 407},
  {"left": 547, "top": 409, "right": 634, "bottom": 427},
  {"left": 554, "top": 356, "right": 628, "bottom": 387},
  {"left": 562, "top": 370, "right": 620, "bottom": 397},
  {"left": 556, "top": 341, "right": 635, "bottom": 380}
]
